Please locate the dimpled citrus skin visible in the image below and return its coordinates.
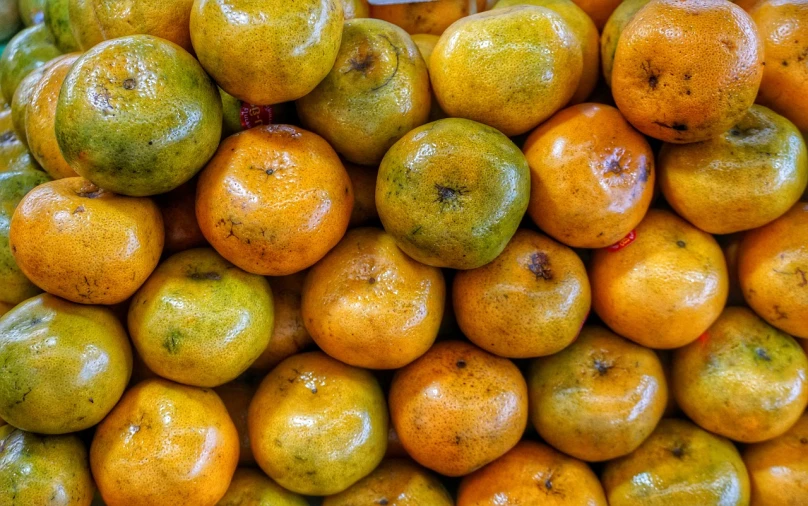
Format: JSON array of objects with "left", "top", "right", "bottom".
[
  {"left": 249, "top": 352, "right": 388, "bottom": 495},
  {"left": 603, "top": 419, "right": 751, "bottom": 506},
  {"left": 10, "top": 177, "right": 164, "bottom": 304},
  {"left": 10, "top": 56, "right": 60, "bottom": 147},
  {"left": 0, "top": 426, "right": 94, "bottom": 506},
  {"left": 191, "top": 0, "right": 343, "bottom": 105},
  {"left": 524, "top": 103, "right": 655, "bottom": 248},
  {"left": 342, "top": 0, "right": 370, "bottom": 20},
  {"left": 0, "top": 24, "right": 61, "bottom": 105},
  {"left": 68, "top": 0, "right": 196, "bottom": 52},
  {"left": 217, "top": 468, "right": 308, "bottom": 506},
  {"left": 345, "top": 163, "right": 378, "bottom": 228},
  {"left": 494, "top": 0, "right": 599, "bottom": 104},
  {"left": 660, "top": 106, "right": 807, "bottom": 234},
  {"left": 751, "top": 0, "right": 808, "bottom": 133},
  {"left": 429, "top": 6, "right": 582, "bottom": 136},
  {"left": 453, "top": 229, "right": 590, "bottom": 358},
  {"left": 590, "top": 209, "right": 729, "bottom": 349},
  {"left": 196, "top": 125, "right": 353, "bottom": 276},
  {"left": 19, "top": 0, "right": 46, "bottom": 26},
  {"left": 389, "top": 340, "right": 528, "bottom": 477},
  {"left": 55, "top": 35, "right": 222, "bottom": 197},
  {"left": 155, "top": 180, "right": 207, "bottom": 254},
  {"left": 376, "top": 118, "right": 530, "bottom": 270},
  {"left": 601, "top": 0, "right": 652, "bottom": 86},
  {"left": 370, "top": 0, "right": 483, "bottom": 35},
  {"left": 0, "top": 293, "right": 132, "bottom": 434},
  {"left": 91, "top": 379, "right": 239, "bottom": 506},
  {"left": 612, "top": 0, "right": 763, "bottom": 143},
  {"left": 738, "top": 202, "right": 808, "bottom": 338},
  {"left": 45, "top": 0, "right": 79, "bottom": 52},
  {"left": 25, "top": 53, "right": 79, "bottom": 179},
  {"left": 302, "top": 228, "right": 445, "bottom": 369},
  {"left": 214, "top": 381, "right": 256, "bottom": 466},
  {"left": 297, "top": 19, "right": 430, "bottom": 166},
  {"left": 457, "top": 441, "right": 607, "bottom": 506},
  {"left": 129, "top": 248, "right": 272, "bottom": 388},
  {"left": 323, "top": 459, "right": 453, "bottom": 506},
  {"left": 529, "top": 326, "right": 668, "bottom": 462},
  {"left": 744, "top": 412, "right": 808, "bottom": 505}
]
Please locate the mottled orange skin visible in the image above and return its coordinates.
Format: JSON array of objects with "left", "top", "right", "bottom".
[
  {"left": 90, "top": 379, "right": 239, "bottom": 506},
  {"left": 603, "top": 419, "right": 751, "bottom": 506},
  {"left": 590, "top": 209, "right": 729, "bottom": 349},
  {"left": 744, "top": 412, "right": 808, "bottom": 505},
  {"left": 612, "top": 0, "right": 764, "bottom": 143},
  {"left": 571, "top": 0, "right": 622, "bottom": 29},
  {"left": 371, "top": 0, "right": 486, "bottom": 35},
  {"left": 389, "top": 340, "right": 528, "bottom": 477},
  {"left": 214, "top": 380, "right": 256, "bottom": 466},
  {"left": 10, "top": 177, "right": 164, "bottom": 305},
  {"left": 217, "top": 468, "right": 308, "bottom": 506},
  {"left": 196, "top": 125, "right": 353, "bottom": 276},
  {"left": 453, "top": 229, "right": 590, "bottom": 358},
  {"left": 738, "top": 202, "right": 808, "bottom": 338},
  {"left": 457, "top": 441, "right": 607, "bottom": 506},
  {"left": 154, "top": 179, "right": 206, "bottom": 254},
  {"left": 345, "top": 163, "right": 378, "bottom": 228},
  {"left": 524, "top": 103, "right": 654, "bottom": 248}
]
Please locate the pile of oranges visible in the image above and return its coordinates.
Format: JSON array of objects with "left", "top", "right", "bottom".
[{"left": 0, "top": 0, "right": 807, "bottom": 504}]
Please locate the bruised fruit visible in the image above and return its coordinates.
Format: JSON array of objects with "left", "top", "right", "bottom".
[
  {"left": 45, "top": 0, "right": 79, "bottom": 52},
  {"left": 217, "top": 468, "right": 308, "bottom": 506},
  {"left": 345, "top": 163, "right": 378, "bottom": 227},
  {"left": 0, "top": 293, "right": 132, "bottom": 434},
  {"left": 601, "top": 0, "right": 652, "bottom": 86},
  {"left": 154, "top": 179, "right": 207, "bottom": 254},
  {"left": 214, "top": 381, "right": 257, "bottom": 466},
  {"left": 370, "top": 0, "right": 483, "bottom": 35},
  {"left": 0, "top": 24, "right": 61, "bottom": 104}
]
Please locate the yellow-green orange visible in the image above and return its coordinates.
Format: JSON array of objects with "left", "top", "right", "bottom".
[
  {"left": 601, "top": 0, "right": 651, "bottom": 86},
  {"left": 0, "top": 24, "right": 61, "bottom": 104},
  {"left": 45, "top": 0, "right": 79, "bottom": 52},
  {"left": 10, "top": 56, "right": 59, "bottom": 147},
  {"left": 217, "top": 468, "right": 308, "bottom": 506},
  {"left": 370, "top": 0, "right": 487, "bottom": 35},
  {"left": 411, "top": 33, "right": 439, "bottom": 64}
]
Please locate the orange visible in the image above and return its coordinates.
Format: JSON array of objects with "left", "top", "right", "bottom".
[
  {"left": 411, "top": 33, "right": 439, "bottom": 64},
  {"left": 601, "top": 0, "right": 652, "bottom": 86},
  {"left": 572, "top": 0, "right": 622, "bottom": 29},
  {"left": 603, "top": 419, "right": 751, "bottom": 505},
  {"left": 457, "top": 441, "right": 607, "bottom": 506},
  {"left": 389, "top": 340, "right": 528, "bottom": 477},
  {"left": 10, "top": 177, "right": 164, "bottom": 305},
  {"left": 523, "top": 103, "right": 655, "bottom": 248},
  {"left": 249, "top": 352, "right": 388, "bottom": 495},
  {"left": 738, "top": 202, "right": 808, "bottom": 338},
  {"left": 302, "top": 227, "right": 445, "bottom": 369},
  {"left": 44, "top": 0, "right": 79, "bottom": 52},
  {"left": 217, "top": 468, "right": 308, "bottom": 506},
  {"left": 342, "top": 0, "right": 370, "bottom": 20},
  {"left": 743, "top": 412, "right": 808, "bottom": 505},
  {"left": 590, "top": 209, "right": 729, "bottom": 349},
  {"left": 214, "top": 380, "right": 257, "bottom": 466},
  {"left": 191, "top": 0, "right": 343, "bottom": 105},
  {"left": 345, "top": 162, "right": 378, "bottom": 227},
  {"left": 0, "top": 24, "right": 61, "bottom": 105},
  {"left": 673, "top": 306, "right": 808, "bottom": 442},
  {"left": 10, "top": 54, "right": 61, "bottom": 147},
  {"left": 18, "top": 0, "right": 46, "bottom": 26},
  {"left": 323, "top": 459, "right": 454, "bottom": 506},
  {"left": 154, "top": 179, "right": 207, "bottom": 254},
  {"left": 370, "top": 0, "right": 486, "bottom": 35},
  {"left": 128, "top": 248, "right": 274, "bottom": 387},
  {"left": 218, "top": 87, "right": 293, "bottom": 137},
  {"left": 659, "top": 105, "right": 807, "bottom": 234},
  {"left": 91, "top": 378, "right": 239, "bottom": 506},
  {"left": 751, "top": 0, "right": 808, "bottom": 133},
  {"left": 612, "top": 0, "right": 763, "bottom": 143},
  {"left": 453, "top": 229, "right": 591, "bottom": 358},
  {"left": 429, "top": 6, "right": 582, "bottom": 136}
]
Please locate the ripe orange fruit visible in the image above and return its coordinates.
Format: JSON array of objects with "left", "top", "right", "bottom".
[
  {"left": 154, "top": 179, "right": 207, "bottom": 254},
  {"left": 430, "top": 6, "right": 582, "bottom": 136},
  {"left": 197, "top": 125, "right": 353, "bottom": 276},
  {"left": 523, "top": 103, "right": 655, "bottom": 248},
  {"left": 612, "top": 0, "right": 763, "bottom": 143},
  {"left": 0, "top": 24, "right": 61, "bottom": 104},
  {"left": 10, "top": 177, "right": 164, "bottom": 305},
  {"left": 389, "top": 340, "right": 528, "bottom": 477},
  {"left": 91, "top": 378, "right": 239, "bottom": 506},
  {"left": 572, "top": 0, "right": 622, "bottom": 29},
  {"left": 590, "top": 209, "right": 729, "bottom": 349},
  {"left": 601, "top": 0, "right": 652, "bottom": 86},
  {"left": 345, "top": 163, "right": 378, "bottom": 228},
  {"left": 370, "top": 0, "right": 485, "bottom": 35},
  {"left": 217, "top": 468, "right": 308, "bottom": 506},
  {"left": 214, "top": 381, "right": 257, "bottom": 466}
]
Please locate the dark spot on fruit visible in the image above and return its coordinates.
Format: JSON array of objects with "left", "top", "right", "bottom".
[
  {"left": 73, "top": 205, "right": 85, "bottom": 214},
  {"left": 378, "top": 499, "right": 389, "bottom": 505},
  {"left": 528, "top": 252, "right": 552, "bottom": 280},
  {"left": 796, "top": 268, "right": 807, "bottom": 287},
  {"left": 348, "top": 51, "right": 375, "bottom": 73},
  {"left": 606, "top": 159, "right": 623, "bottom": 175},
  {"left": 455, "top": 434, "right": 462, "bottom": 445},
  {"left": 642, "top": 60, "right": 660, "bottom": 90},
  {"left": 773, "top": 305, "right": 788, "bottom": 320},
  {"left": 88, "top": 398, "right": 94, "bottom": 403},
  {"left": 756, "top": 348, "right": 772, "bottom": 361},
  {"left": 677, "top": 240, "right": 686, "bottom": 248},
  {"left": 266, "top": 169, "right": 274, "bottom": 175},
  {"left": 368, "top": 277, "right": 376, "bottom": 284},
  {"left": 435, "top": 184, "right": 467, "bottom": 208},
  {"left": 670, "top": 443, "right": 686, "bottom": 459},
  {"left": 684, "top": 73, "right": 692, "bottom": 80},
  {"left": 685, "top": 89, "right": 691, "bottom": 95},
  {"left": 456, "top": 360, "right": 467, "bottom": 369},
  {"left": 148, "top": 141, "right": 153, "bottom": 145},
  {"left": 163, "top": 330, "right": 182, "bottom": 354},
  {"left": 76, "top": 188, "right": 104, "bottom": 199},
  {"left": 653, "top": 121, "right": 688, "bottom": 131},
  {"left": 123, "top": 78, "right": 136, "bottom": 90},
  {"left": 800, "top": 437, "right": 807, "bottom": 444},
  {"left": 782, "top": 60, "right": 789, "bottom": 66},
  {"left": 310, "top": 386, "right": 318, "bottom": 394},
  {"left": 648, "top": 75, "right": 658, "bottom": 88},
  {"left": 594, "top": 359, "right": 613, "bottom": 375},
  {"left": 189, "top": 271, "right": 221, "bottom": 281}
]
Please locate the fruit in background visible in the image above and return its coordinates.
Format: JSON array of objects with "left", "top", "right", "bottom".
[
  {"left": 601, "top": 0, "right": 651, "bottom": 86},
  {"left": 214, "top": 381, "right": 257, "bottom": 466},
  {"left": 673, "top": 307, "right": 808, "bottom": 442},
  {"left": 524, "top": 103, "right": 654, "bottom": 248},
  {"left": 191, "top": 0, "right": 343, "bottom": 105},
  {"left": 128, "top": 248, "right": 274, "bottom": 387},
  {"left": 376, "top": 118, "right": 530, "bottom": 270},
  {"left": 721, "top": 233, "right": 746, "bottom": 306},
  {"left": 302, "top": 227, "right": 445, "bottom": 369},
  {"left": 389, "top": 340, "right": 528, "bottom": 477},
  {"left": 0, "top": 0, "right": 22, "bottom": 42},
  {"left": 18, "top": 0, "right": 45, "bottom": 26},
  {"left": 429, "top": 6, "right": 582, "bottom": 136},
  {"left": 590, "top": 209, "right": 729, "bottom": 349},
  {"left": 738, "top": 202, "right": 808, "bottom": 338},
  {"left": 0, "top": 293, "right": 132, "bottom": 434},
  {"left": 571, "top": 0, "right": 621, "bottom": 29},
  {"left": 249, "top": 352, "right": 388, "bottom": 495},
  {"left": 55, "top": 35, "right": 222, "bottom": 196},
  {"left": 411, "top": 33, "right": 439, "bottom": 64},
  {"left": 602, "top": 419, "right": 750, "bottom": 506},
  {"left": 25, "top": 52, "right": 79, "bottom": 179},
  {"left": 45, "top": 0, "right": 79, "bottom": 52},
  {"left": 751, "top": 0, "right": 808, "bottom": 133},
  {"left": 744, "top": 412, "right": 808, "bottom": 504},
  {"left": 494, "top": 0, "right": 599, "bottom": 104},
  {"left": 10, "top": 54, "right": 58, "bottom": 147},
  {"left": 154, "top": 179, "right": 207, "bottom": 254},
  {"left": 91, "top": 378, "right": 239, "bottom": 506},
  {"left": 218, "top": 88, "right": 291, "bottom": 137},
  {"left": 10, "top": 177, "right": 164, "bottom": 305},
  {"left": 612, "top": 0, "right": 763, "bottom": 143},
  {"left": 659, "top": 105, "right": 807, "bottom": 234},
  {"left": 0, "top": 24, "right": 61, "bottom": 104},
  {"left": 0, "top": 301, "right": 12, "bottom": 316},
  {"left": 370, "top": 0, "right": 486, "bottom": 35},
  {"left": 342, "top": 0, "right": 370, "bottom": 19},
  {"left": 457, "top": 441, "right": 607, "bottom": 506},
  {"left": 0, "top": 103, "right": 27, "bottom": 166},
  {"left": 453, "top": 229, "right": 591, "bottom": 358},
  {"left": 217, "top": 468, "right": 308, "bottom": 506},
  {"left": 0, "top": 426, "right": 94, "bottom": 506},
  {"left": 385, "top": 424, "right": 408, "bottom": 459},
  {"left": 297, "top": 19, "right": 430, "bottom": 166},
  {"left": 68, "top": 0, "right": 195, "bottom": 52},
  {"left": 196, "top": 125, "right": 353, "bottom": 276},
  {"left": 345, "top": 163, "right": 378, "bottom": 227}
]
